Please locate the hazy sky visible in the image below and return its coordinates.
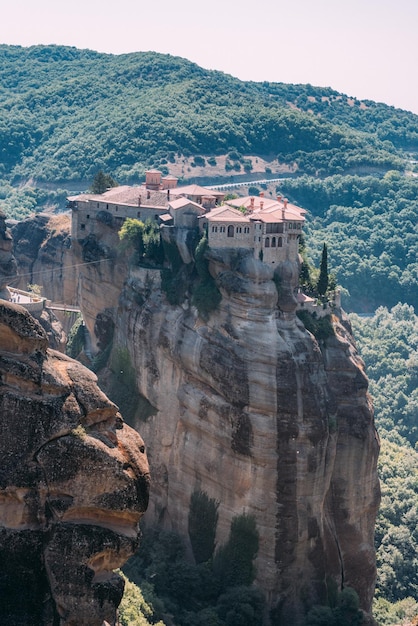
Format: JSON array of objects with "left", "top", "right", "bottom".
[{"left": 2, "top": 0, "right": 418, "bottom": 114}]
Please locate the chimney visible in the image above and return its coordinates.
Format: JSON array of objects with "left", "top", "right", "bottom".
[
  {"left": 260, "top": 191, "right": 264, "bottom": 198},
  {"left": 167, "top": 189, "right": 170, "bottom": 199},
  {"left": 250, "top": 197, "right": 254, "bottom": 210},
  {"left": 138, "top": 195, "right": 141, "bottom": 206},
  {"left": 284, "top": 198, "right": 288, "bottom": 208},
  {"left": 277, "top": 195, "right": 282, "bottom": 202},
  {"left": 260, "top": 201, "right": 264, "bottom": 210}
]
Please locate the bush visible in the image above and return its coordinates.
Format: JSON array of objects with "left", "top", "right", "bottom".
[{"left": 296, "top": 311, "right": 335, "bottom": 342}]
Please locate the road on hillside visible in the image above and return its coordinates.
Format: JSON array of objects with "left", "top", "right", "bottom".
[{"left": 206, "top": 178, "right": 285, "bottom": 191}]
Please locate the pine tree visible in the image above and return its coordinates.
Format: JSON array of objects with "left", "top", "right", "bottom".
[
  {"left": 90, "top": 170, "right": 118, "bottom": 194},
  {"left": 317, "top": 242, "right": 329, "bottom": 296}
]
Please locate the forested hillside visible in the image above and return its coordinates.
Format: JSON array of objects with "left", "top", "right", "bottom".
[
  {"left": 280, "top": 172, "right": 418, "bottom": 311},
  {"left": 1, "top": 44, "right": 417, "bottom": 214},
  {"left": 350, "top": 306, "right": 418, "bottom": 625}
]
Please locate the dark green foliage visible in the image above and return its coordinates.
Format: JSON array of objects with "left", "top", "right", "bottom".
[
  {"left": 296, "top": 311, "right": 335, "bottom": 342},
  {"left": 192, "top": 278, "right": 222, "bottom": 320},
  {"left": 0, "top": 45, "right": 414, "bottom": 218},
  {"left": 316, "top": 243, "right": 328, "bottom": 296},
  {"left": 188, "top": 490, "right": 219, "bottom": 564},
  {"left": 350, "top": 307, "right": 418, "bottom": 607},
  {"left": 65, "top": 314, "right": 85, "bottom": 358},
  {"left": 248, "top": 186, "right": 260, "bottom": 196},
  {"left": 216, "top": 587, "right": 265, "bottom": 626},
  {"left": 213, "top": 514, "right": 259, "bottom": 590},
  {"left": 119, "top": 218, "right": 164, "bottom": 267},
  {"left": 89, "top": 170, "right": 118, "bottom": 193},
  {"left": 281, "top": 173, "right": 418, "bottom": 311},
  {"left": 124, "top": 518, "right": 263, "bottom": 626},
  {"left": 305, "top": 587, "right": 362, "bottom": 626}
]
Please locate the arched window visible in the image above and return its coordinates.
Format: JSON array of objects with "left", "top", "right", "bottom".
[
  {"left": 272, "top": 237, "right": 276, "bottom": 247},
  {"left": 278, "top": 237, "right": 283, "bottom": 247},
  {"left": 265, "top": 237, "right": 270, "bottom": 248},
  {"left": 227, "top": 225, "right": 234, "bottom": 238}
]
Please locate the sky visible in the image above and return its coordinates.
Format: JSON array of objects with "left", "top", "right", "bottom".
[{"left": 2, "top": 0, "right": 418, "bottom": 115}]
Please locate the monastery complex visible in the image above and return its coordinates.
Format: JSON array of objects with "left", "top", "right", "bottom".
[{"left": 69, "top": 169, "right": 306, "bottom": 267}]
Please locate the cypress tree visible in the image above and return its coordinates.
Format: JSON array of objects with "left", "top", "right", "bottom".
[{"left": 317, "top": 242, "right": 329, "bottom": 296}]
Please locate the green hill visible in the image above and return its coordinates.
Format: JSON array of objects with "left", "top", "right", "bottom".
[{"left": 1, "top": 43, "right": 415, "bottom": 189}]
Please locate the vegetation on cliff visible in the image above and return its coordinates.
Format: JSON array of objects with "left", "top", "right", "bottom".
[{"left": 123, "top": 510, "right": 262, "bottom": 626}]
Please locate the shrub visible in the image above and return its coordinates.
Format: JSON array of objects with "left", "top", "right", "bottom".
[{"left": 296, "top": 311, "right": 335, "bottom": 342}]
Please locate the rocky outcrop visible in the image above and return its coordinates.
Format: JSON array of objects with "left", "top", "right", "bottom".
[
  {"left": 0, "top": 300, "right": 150, "bottom": 625},
  {"left": 11, "top": 212, "right": 74, "bottom": 305},
  {"left": 10, "top": 214, "right": 380, "bottom": 624},
  {"left": 0, "top": 209, "right": 18, "bottom": 299},
  {"left": 109, "top": 251, "right": 379, "bottom": 625}
]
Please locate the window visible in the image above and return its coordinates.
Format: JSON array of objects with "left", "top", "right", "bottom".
[
  {"left": 272, "top": 237, "right": 276, "bottom": 247},
  {"left": 86, "top": 214, "right": 90, "bottom": 219},
  {"left": 278, "top": 237, "right": 282, "bottom": 247},
  {"left": 97, "top": 203, "right": 99, "bottom": 208},
  {"left": 106, "top": 204, "right": 109, "bottom": 210},
  {"left": 80, "top": 223, "right": 86, "bottom": 230},
  {"left": 244, "top": 226, "right": 250, "bottom": 233},
  {"left": 227, "top": 225, "right": 234, "bottom": 237},
  {"left": 137, "top": 212, "right": 141, "bottom": 218},
  {"left": 237, "top": 227, "right": 242, "bottom": 233},
  {"left": 220, "top": 226, "right": 225, "bottom": 233},
  {"left": 266, "top": 223, "right": 283, "bottom": 234},
  {"left": 265, "top": 237, "right": 270, "bottom": 248}
]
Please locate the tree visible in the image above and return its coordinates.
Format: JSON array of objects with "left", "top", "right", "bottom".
[
  {"left": 317, "top": 243, "right": 329, "bottom": 296},
  {"left": 90, "top": 170, "right": 118, "bottom": 194}
]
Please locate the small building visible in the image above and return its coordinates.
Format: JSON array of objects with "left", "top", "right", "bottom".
[
  {"left": 201, "top": 195, "right": 306, "bottom": 266},
  {"left": 200, "top": 206, "right": 253, "bottom": 248},
  {"left": 163, "top": 197, "right": 206, "bottom": 228}
]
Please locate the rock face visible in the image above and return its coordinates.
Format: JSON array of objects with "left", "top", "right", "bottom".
[
  {"left": 110, "top": 250, "right": 380, "bottom": 625},
  {"left": 0, "top": 210, "right": 18, "bottom": 298},
  {"left": 11, "top": 214, "right": 380, "bottom": 624},
  {"left": 11, "top": 213, "right": 74, "bottom": 305},
  {"left": 0, "top": 300, "right": 150, "bottom": 625}
]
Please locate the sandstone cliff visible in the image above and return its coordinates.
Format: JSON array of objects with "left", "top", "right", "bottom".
[
  {"left": 108, "top": 250, "right": 380, "bottom": 625},
  {"left": 0, "top": 300, "right": 150, "bottom": 625},
  {"left": 11, "top": 214, "right": 380, "bottom": 624}
]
